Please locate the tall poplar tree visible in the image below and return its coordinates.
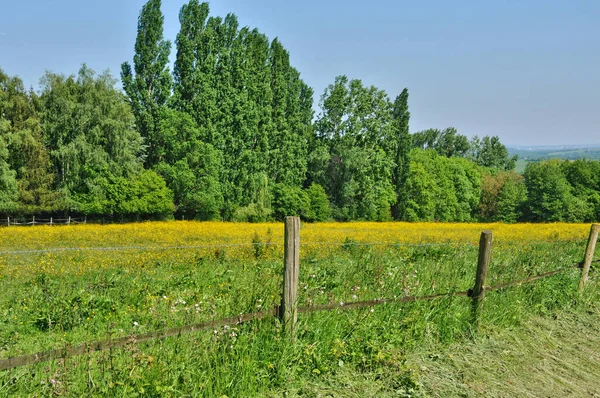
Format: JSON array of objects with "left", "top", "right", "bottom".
[
  {"left": 121, "top": 0, "right": 172, "bottom": 167},
  {"left": 173, "top": 2, "right": 219, "bottom": 146},
  {"left": 268, "top": 39, "right": 308, "bottom": 187},
  {"left": 221, "top": 28, "right": 273, "bottom": 217},
  {"left": 391, "top": 88, "right": 411, "bottom": 220}
]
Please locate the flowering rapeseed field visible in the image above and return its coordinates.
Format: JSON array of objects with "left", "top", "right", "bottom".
[
  {"left": 0, "top": 221, "right": 591, "bottom": 249},
  {"left": 0, "top": 221, "right": 592, "bottom": 278}
]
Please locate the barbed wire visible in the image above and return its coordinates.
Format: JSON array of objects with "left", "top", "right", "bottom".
[
  {"left": 0, "top": 258, "right": 586, "bottom": 372},
  {"left": 302, "top": 241, "right": 472, "bottom": 247},
  {"left": 0, "top": 241, "right": 480, "bottom": 255},
  {"left": 0, "top": 242, "right": 281, "bottom": 255},
  {"left": 1, "top": 239, "right": 588, "bottom": 256}
]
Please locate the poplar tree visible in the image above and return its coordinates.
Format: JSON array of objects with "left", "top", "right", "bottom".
[
  {"left": 221, "top": 28, "right": 273, "bottom": 217},
  {"left": 268, "top": 39, "right": 308, "bottom": 187},
  {"left": 121, "top": 0, "right": 172, "bottom": 167},
  {"left": 391, "top": 88, "right": 412, "bottom": 220},
  {"left": 173, "top": 2, "right": 219, "bottom": 146}
]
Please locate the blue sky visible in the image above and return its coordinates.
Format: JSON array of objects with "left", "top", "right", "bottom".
[{"left": 1, "top": 0, "right": 598, "bottom": 145}]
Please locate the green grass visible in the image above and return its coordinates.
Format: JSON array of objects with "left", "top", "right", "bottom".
[
  {"left": 0, "top": 238, "right": 598, "bottom": 397},
  {"left": 514, "top": 159, "right": 528, "bottom": 174},
  {"left": 510, "top": 147, "right": 600, "bottom": 174},
  {"left": 409, "top": 304, "right": 600, "bottom": 397}
]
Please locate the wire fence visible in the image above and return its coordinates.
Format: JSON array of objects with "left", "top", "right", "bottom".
[
  {"left": 0, "top": 220, "right": 597, "bottom": 372},
  {"left": 0, "top": 259, "right": 586, "bottom": 371},
  {"left": 0, "top": 241, "right": 469, "bottom": 256},
  {"left": 0, "top": 239, "right": 582, "bottom": 257}
]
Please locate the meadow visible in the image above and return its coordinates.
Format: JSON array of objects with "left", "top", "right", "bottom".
[{"left": 0, "top": 221, "right": 598, "bottom": 397}]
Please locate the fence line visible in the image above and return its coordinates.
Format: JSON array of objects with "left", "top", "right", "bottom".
[
  {"left": 0, "top": 260, "right": 589, "bottom": 371},
  {"left": 0, "top": 239, "right": 582, "bottom": 256},
  {"left": 302, "top": 241, "right": 473, "bottom": 247},
  {"left": 0, "top": 307, "right": 279, "bottom": 371},
  {"left": 3, "top": 216, "right": 85, "bottom": 227},
  {"left": 0, "top": 241, "right": 473, "bottom": 256},
  {"left": 0, "top": 243, "right": 281, "bottom": 256},
  {"left": 0, "top": 218, "right": 597, "bottom": 371}
]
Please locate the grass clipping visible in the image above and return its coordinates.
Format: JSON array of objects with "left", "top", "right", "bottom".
[{"left": 411, "top": 308, "right": 600, "bottom": 398}]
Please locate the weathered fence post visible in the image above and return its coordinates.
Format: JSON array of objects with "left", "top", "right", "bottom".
[
  {"left": 50, "top": 217, "right": 53, "bottom": 226},
  {"left": 281, "top": 216, "right": 300, "bottom": 338},
  {"left": 579, "top": 224, "right": 600, "bottom": 293},
  {"left": 67, "top": 216, "right": 71, "bottom": 225},
  {"left": 472, "top": 230, "right": 492, "bottom": 330},
  {"left": 32, "top": 216, "right": 35, "bottom": 226},
  {"left": 7, "top": 217, "right": 9, "bottom": 227}
]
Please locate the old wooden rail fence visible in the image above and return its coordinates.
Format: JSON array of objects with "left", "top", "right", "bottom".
[
  {"left": 0, "top": 219, "right": 598, "bottom": 371},
  {"left": 3, "top": 216, "right": 86, "bottom": 226}
]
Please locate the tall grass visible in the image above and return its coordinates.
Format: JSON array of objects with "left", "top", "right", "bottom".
[{"left": 0, "top": 225, "right": 596, "bottom": 396}]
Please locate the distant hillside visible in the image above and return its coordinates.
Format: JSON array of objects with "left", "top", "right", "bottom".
[{"left": 508, "top": 145, "right": 600, "bottom": 173}]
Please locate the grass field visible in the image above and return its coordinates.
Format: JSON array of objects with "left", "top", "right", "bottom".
[{"left": 0, "top": 221, "right": 598, "bottom": 396}]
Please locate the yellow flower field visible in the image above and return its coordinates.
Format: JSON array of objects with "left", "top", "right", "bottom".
[
  {"left": 0, "top": 221, "right": 594, "bottom": 278},
  {"left": 0, "top": 221, "right": 593, "bottom": 249}
]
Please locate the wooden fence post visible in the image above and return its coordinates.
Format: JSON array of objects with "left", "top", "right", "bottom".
[
  {"left": 579, "top": 224, "right": 600, "bottom": 293},
  {"left": 32, "top": 216, "right": 35, "bottom": 226},
  {"left": 7, "top": 217, "right": 9, "bottom": 227},
  {"left": 281, "top": 216, "right": 300, "bottom": 338},
  {"left": 67, "top": 216, "right": 71, "bottom": 225},
  {"left": 472, "top": 230, "right": 492, "bottom": 330},
  {"left": 50, "top": 217, "right": 53, "bottom": 226}
]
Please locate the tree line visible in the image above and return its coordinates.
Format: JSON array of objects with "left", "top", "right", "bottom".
[{"left": 1, "top": 0, "right": 597, "bottom": 223}]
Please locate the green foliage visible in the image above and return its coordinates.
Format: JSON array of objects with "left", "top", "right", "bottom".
[
  {"left": 40, "top": 66, "right": 143, "bottom": 200},
  {"left": 497, "top": 177, "right": 528, "bottom": 223},
  {"left": 75, "top": 169, "right": 173, "bottom": 217},
  {"left": 271, "top": 183, "right": 309, "bottom": 221},
  {"left": 404, "top": 149, "right": 482, "bottom": 221},
  {"left": 561, "top": 159, "right": 600, "bottom": 221},
  {"left": 412, "top": 129, "right": 516, "bottom": 171},
  {"left": 524, "top": 160, "right": 591, "bottom": 222},
  {"left": 316, "top": 76, "right": 396, "bottom": 221},
  {"left": 170, "top": 2, "right": 312, "bottom": 219},
  {"left": 270, "top": 183, "right": 330, "bottom": 222},
  {"left": 233, "top": 203, "right": 272, "bottom": 223},
  {"left": 129, "top": 169, "right": 174, "bottom": 216},
  {"left": 154, "top": 108, "right": 223, "bottom": 220},
  {"left": 304, "top": 183, "right": 331, "bottom": 222},
  {"left": 251, "top": 228, "right": 273, "bottom": 259},
  {"left": 391, "top": 88, "right": 412, "bottom": 220},
  {"left": 121, "top": 0, "right": 172, "bottom": 168},
  {"left": 268, "top": 39, "right": 308, "bottom": 188},
  {"left": 0, "top": 127, "right": 18, "bottom": 212},
  {"left": 412, "top": 127, "right": 470, "bottom": 158},
  {"left": 470, "top": 135, "right": 517, "bottom": 170},
  {"left": 479, "top": 171, "right": 527, "bottom": 222},
  {"left": 0, "top": 69, "right": 56, "bottom": 213}
]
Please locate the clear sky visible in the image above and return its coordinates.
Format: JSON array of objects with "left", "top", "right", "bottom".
[{"left": 1, "top": 0, "right": 598, "bottom": 146}]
